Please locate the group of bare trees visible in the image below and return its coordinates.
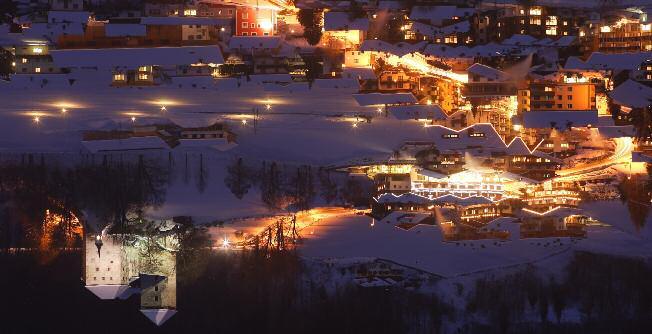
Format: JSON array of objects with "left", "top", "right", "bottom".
[
  {"left": 224, "top": 157, "right": 372, "bottom": 212},
  {"left": 0, "top": 154, "right": 169, "bottom": 250},
  {"left": 465, "top": 252, "right": 652, "bottom": 333}
]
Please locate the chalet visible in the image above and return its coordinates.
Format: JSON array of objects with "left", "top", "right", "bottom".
[
  {"left": 50, "top": 45, "right": 224, "bottom": 86},
  {"left": 322, "top": 11, "right": 369, "bottom": 50},
  {"left": 517, "top": 207, "right": 588, "bottom": 238},
  {"left": 464, "top": 63, "right": 517, "bottom": 104}
]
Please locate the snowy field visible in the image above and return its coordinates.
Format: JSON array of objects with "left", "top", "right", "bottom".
[
  {"left": 3, "top": 73, "right": 652, "bottom": 277},
  {"left": 296, "top": 204, "right": 652, "bottom": 277},
  {"left": 0, "top": 74, "right": 432, "bottom": 164}
]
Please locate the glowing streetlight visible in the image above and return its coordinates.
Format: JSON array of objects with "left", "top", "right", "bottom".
[
  {"left": 265, "top": 104, "right": 272, "bottom": 110},
  {"left": 160, "top": 106, "right": 167, "bottom": 111},
  {"left": 61, "top": 108, "right": 67, "bottom": 114},
  {"left": 242, "top": 119, "right": 247, "bottom": 125},
  {"left": 222, "top": 237, "right": 230, "bottom": 249},
  {"left": 33, "top": 116, "right": 40, "bottom": 123},
  {"left": 426, "top": 99, "right": 433, "bottom": 105},
  {"left": 352, "top": 122, "right": 358, "bottom": 128},
  {"left": 376, "top": 107, "right": 383, "bottom": 113},
  {"left": 131, "top": 116, "right": 136, "bottom": 122}
]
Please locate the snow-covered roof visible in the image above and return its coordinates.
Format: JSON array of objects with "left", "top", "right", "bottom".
[
  {"left": 51, "top": 45, "right": 224, "bottom": 68},
  {"left": 141, "top": 309, "right": 177, "bottom": 326},
  {"left": 409, "top": 6, "right": 475, "bottom": 26},
  {"left": 140, "top": 16, "right": 223, "bottom": 26},
  {"left": 359, "top": 40, "right": 427, "bottom": 57},
  {"left": 376, "top": 192, "right": 431, "bottom": 204},
  {"left": 428, "top": 123, "right": 506, "bottom": 150},
  {"left": 323, "top": 11, "right": 369, "bottom": 31},
  {"left": 353, "top": 93, "right": 418, "bottom": 106},
  {"left": 22, "top": 22, "right": 85, "bottom": 40},
  {"left": 468, "top": 63, "right": 511, "bottom": 81},
  {"left": 105, "top": 24, "right": 147, "bottom": 37},
  {"left": 228, "top": 36, "right": 282, "bottom": 51},
  {"left": 48, "top": 11, "right": 90, "bottom": 24},
  {"left": 85, "top": 285, "right": 129, "bottom": 300},
  {"left": 505, "top": 137, "right": 532, "bottom": 156},
  {"left": 565, "top": 52, "right": 652, "bottom": 71},
  {"left": 609, "top": 79, "right": 652, "bottom": 108},
  {"left": 81, "top": 136, "right": 170, "bottom": 153},
  {"left": 522, "top": 110, "right": 598, "bottom": 129},
  {"left": 433, "top": 21, "right": 470, "bottom": 38},
  {"left": 388, "top": 104, "right": 448, "bottom": 120},
  {"left": 342, "top": 67, "right": 376, "bottom": 80},
  {"left": 518, "top": 207, "right": 583, "bottom": 219},
  {"left": 547, "top": 36, "right": 576, "bottom": 47},
  {"left": 501, "top": 34, "right": 539, "bottom": 46},
  {"left": 597, "top": 125, "right": 636, "bottom": 138},
  {"left": 433, "top": 194, "right": 495, "bottom": 206}
]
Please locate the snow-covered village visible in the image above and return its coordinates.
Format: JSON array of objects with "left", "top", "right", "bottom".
[{"left": 2, "top": 0, "right": 652, "bottom": 333}]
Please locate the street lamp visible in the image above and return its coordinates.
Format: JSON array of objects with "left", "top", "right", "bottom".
[{"left": 95, "top": 234, "right": 103, "bottom": 257}]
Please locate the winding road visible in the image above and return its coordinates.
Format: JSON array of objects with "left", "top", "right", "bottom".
[{"left": 554, "top": 137, "right": 633, "bottom": 181}]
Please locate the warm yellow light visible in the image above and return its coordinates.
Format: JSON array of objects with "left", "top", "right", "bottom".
[
  {"left": 160, "top": 106, "right": 167, "bottom": 111},
  {"left": 265, "top": 104, "right": 271, "bottom": 110},
  {"left": 33, "top": 116, "right": 40, "bottom": 123},
  {"left": 352, "top": 122, "right": 358, "bottom": 128},
  {"left": 260, "top": 20, "right": 273, "bottom": 31},
  {"left": 426, "top": 99, "right": 432, "bottom": 105},
  {"left": 600, "top": 26, "right": 611, "bottom": 33},
  {"left": 242, "top": 119, "right": 247, "bottom": 125}
]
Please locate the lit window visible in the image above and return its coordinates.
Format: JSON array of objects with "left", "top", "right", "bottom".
[
  {"left": 139, "top": 73, "right": 149, "bottom": 80},
  {"left": 242, "top": 22, "right": 248, "bottom": 28},
  {"left": 33, "top": 47, "right": 43, "bottom": 54},
  {"left": 35, "top": 67, "right": 41, "bottom": 73},
  {"left": 22, "top": 58, "right": 27, "bottom": 63},
  {"left": 529, "top": 8, "right": 542, "bottom": 16},
  {"left": 184, "top": 9, "right": 197, "bottom": 16},
  {"left": 113, "top": 73, "right": 125, "bottom": 81}
]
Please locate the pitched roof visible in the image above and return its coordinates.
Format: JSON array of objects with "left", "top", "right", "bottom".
[
  {"left": 48, "top": 11, "right": 90, "bottom": 24},
  {"left": 141, "top": 309, "right": 178, "bottom": 326},
  {"left": 565, "top": 52, "right": 652, "bottom": 71},
  {"left": 359, "top": 40, "right": 427, "bottom": 57},
  {"left": 85, "top": 285, "right": 130, "bottom": 300},
  {"left": 105, "top": 24, "right": 147, "bottom": 37},
  {"left": 522, "top": 110, "right": 598, "bottom": 129},
  {"left": 375, "top": 192, "right": 431, "bottom": 204},
  {"left": 506, "top": 137, "right": 532, "bottom": 155},
  {"left": 409, "top": 6, "right": 475, "bottom": 26},
  {"left": 140, "top": 16, "right": 224, "bottom": 25},
  {"left": 609, "top": 79, "right": 652, "bottom": 108},
  {"left": 468, "top": 63, "right": 511, "bottom": 81},
  {"left": 51, "top": 45, "right": 224, "bottom": 68},
  {"left": 323, "top": 11, "right": 369, "bottom": 31},
  {"left": 428, "top": 123, "right": 506, "bottom": 150},
  {"left": 389, "top": 104, "right": 448, "bottom": 120},
  {"left": 228, "top": 36, "right": 282, "bottom": 51},
  {"left": 353, "top": 93, "right": 418, "bottom": 106}
]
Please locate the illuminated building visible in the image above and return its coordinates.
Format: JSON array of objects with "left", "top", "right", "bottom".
[
  {"left": 410, "top": 168, "right": 534, "bottom": 200},
  {"left": 13, "top": 43, "right": 60, "bottom": 74},
  {"left": 523, "top": 181, "right": 581, "bottom": 211},
  {"left": 84, "top": 232, "right": 178, "bottom": 326},
  {"left": 463, "top": 64, "right": 516, "bottom": 105},
  {"left": 472, "top": 4, "right": 584, "bottom": 43},
  {"left": 377, "top": 68, "right": 420, "bottom": 92},
  {"left": 517, "top": 75, "right": 597, "bottom": 113},
  {"left": 235, "top": 5, "right": 277, "bottom": 37},
  {"left": 322, "top": 11, "right": 368, "bottom": 50},
  {"left": 518, "top": 207, "right": 588, "bottom": 238}
]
